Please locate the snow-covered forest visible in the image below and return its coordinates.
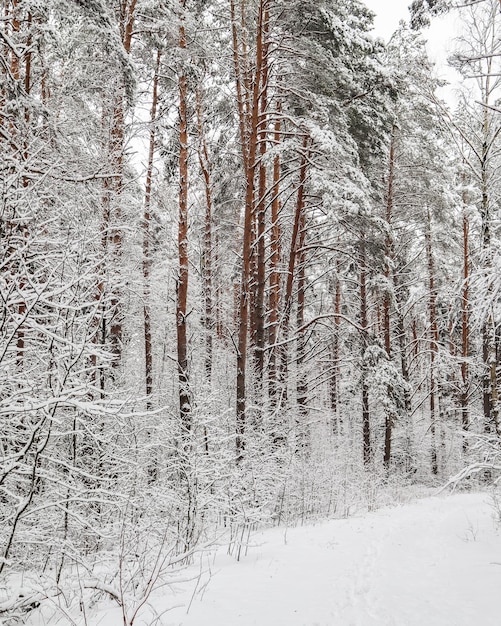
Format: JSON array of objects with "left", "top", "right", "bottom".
[{"left": 1, "top": 0, "right": 501, "bottom": 623}]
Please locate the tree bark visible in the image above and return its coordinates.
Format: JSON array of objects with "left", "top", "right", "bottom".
[
  {"left": 395, "top": 300, "right": 413, "bottom": 469},
  {"left": 234, "top": 0, "right": 266, "bottom": 460},
  {"left": 143, "top": 50, "right": 161, "bottom": 409},
  {"left": 196, "top": 86, "right": 214, "bottom": 383},
  {"left": 461, "top": 185, "right": 470, "bottom": 453},
  {"left": 360, "top": 232, "right": 371, "bottom": 466},
  {"left": 296, "top": 201, "right": 308, "bottom": 450},
  {"left": 100, "top": 0, "right": 137, "bottom": 369},
  {"left": 268, "top": 100, "right": 282, "bottom": 405},
  {"left": 10, "top": 0, "right": 26, "bottom": 368},
  {"left": 279, "top": 135, "right": 310, "bottom": 410},
  {"left": 330, "top": 259, "right": 342, "bottom": 434},
  {"left": 252, "top": 5, "right": 270, "bottom": 386},
  {"left": 479, "top": 99, "right": 500, "bottom": 436},
  {"left": 426, "top": 207, "right": 439, "bottom": 475},
  {"left": 383, "top": 124, "right": 397, "bottom": 469},
  {"left": 177, "top": 0, "right": 191, "bottom": 435}
]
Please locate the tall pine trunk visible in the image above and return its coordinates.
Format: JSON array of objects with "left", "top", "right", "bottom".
[
  {"left": 252, "top": 5, "right": 270, "bottom": 388},
  {"left": 143, "top": 50, "right": 161, "bottom": 409},
  {"left": 480, "top": 101, "right": 500, "bottom": 436},
  {"left": 177, "top": 1, "right": 191, "bottom": 435},
  {"left": 360, "top": 232, "right": 371, "bottom": 466},
  {"left": 196, "top": 86, "right": 214, "bottom": 382},
  {"left": 426, "top": 208, "right": 439, "bottom": 476},
  {"left": 461, "top": 185, "right": 470, "bottom": 452},
  {"left": 330, "top": 259, "right": 342, "bottom": 434},
  {"left": 98, "top": 0, "right": 137, "bottom": 373},
  {"left": 279, "top": 136, "right": 310, "bottom": 412},
  {"left": 296, "top": 204, "right": 308, "bottom": 450},
  {"left": 268, "top": 101, "right": 282, "bottom": 405},
  {"left": 383, "top": 124, "right": 397, "bottom": 469},
  {"left": 233, "top": 0, "right": 266, "bottom": 460}
]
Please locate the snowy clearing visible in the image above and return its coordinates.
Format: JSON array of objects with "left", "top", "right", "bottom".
[{"left": 27, "top": 490, "right": 501, "bottom": 626}]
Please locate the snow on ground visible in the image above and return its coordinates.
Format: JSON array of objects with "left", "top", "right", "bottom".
[{"left": 28, "top": 491, "right": 501, "bottom": 626}]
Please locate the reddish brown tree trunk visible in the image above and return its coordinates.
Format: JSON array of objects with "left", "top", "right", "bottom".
[
  {"left": 9, "top": 0, "right": 30, "bottom": 367},
  {"left": 461, "top": 200, "right": 469, "bottom": 452},
  {"left": 426, "top": 208, "right": 439, "bottom": 475},
  {"left": 143, "top": 50, "right": 161, "bottom": 409},
  {"left": 120, "top": 0, "right": 137, "bottom": 54},
  {"left": 252, "top": 5, "right": 270, "bottom": 385},
  {"left": 268, "top": 101, "right": 282, "bottom": 403},
  {"left": 279, "top": 135, "right": 310, "bottom": 408},
  {"left": 296, "top": 203, "right": 308, "bottom": 449},
  {"left": 215, "top": 239, "right": 224, "bottom": 340},
  {"left": 330, "top": 259, "right": 342, "bottom": 434},
  {"left": 10, "top": 0, "right": 20, "bottom": 81},
  {"left": 360, "top": 233, "right": 371, "bottom": 466},
  {"left": 230, "top": 0, "right": 250, "bottom": 173},
  {"left": 383, "top": 124, "right": 397, "bottom": 469},
  {"left": 108, "top": 96, "right": 125, "bottom": 362},
  {"left": 100, "top": 0, "right": 137, "bottom": 368},
  {"left": 395, "top": 299, "right": 413, "bottom": 468},
  {"left": 234, "top": 0, "right": 267, "bottom": 460},
  {"left": 479, "top": 113, "right": 500, "bottom": 436},
  {"left": 196, "top": 85, "right": 214, "bottom": 382},
  {"left": 177, "top": 0, "right": 191, "bottom": 434},
  {"left": 412, "top": 318, "right": 419, "bottom": 360}
]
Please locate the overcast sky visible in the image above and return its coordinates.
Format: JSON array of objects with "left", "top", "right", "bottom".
[
  {"left": 364, "top": 0, "right": 411, "bottom": 41},
  {"left": 364, "top": 0, "right": 462, "bottom": 103}
]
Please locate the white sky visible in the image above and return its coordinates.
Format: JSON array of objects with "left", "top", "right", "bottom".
[
  {"left": 364, "top": 0, "right": 462, "bottom": 104},
  {"left": 364, "top": 0, "right": 412, "bottom": 41}
]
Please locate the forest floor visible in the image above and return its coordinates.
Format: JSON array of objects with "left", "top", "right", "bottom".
[{"left": 27, "top": 490, "right": 501, "bottom": 626}]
